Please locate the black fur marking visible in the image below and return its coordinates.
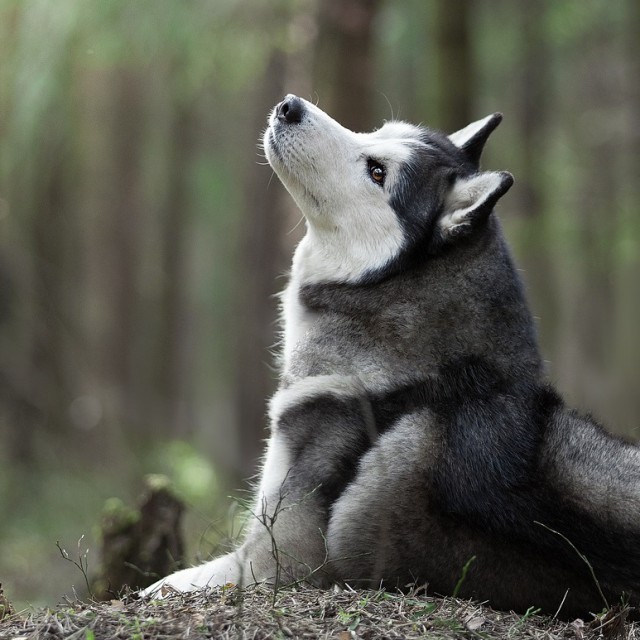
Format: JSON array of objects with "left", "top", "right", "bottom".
[
  {"left": 279, "top": 396, "right": 372, "bottom": 506},
  {"left": 375, "top": 137, "right": 464, "bottom": 281},
  {"left": 429, "top": 358, "right": 640, "bottom": 594},
  {"left": 278, "top": 357, "right": 550, "bottom": 506},
  {"left": 357, "top": 130, "right": 507, "bottom": 285},
  {"left": 455, "top": 113, "right": 503, "bottom": 168}
]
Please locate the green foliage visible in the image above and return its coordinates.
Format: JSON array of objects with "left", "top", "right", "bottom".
[
  {"left": 74, "top": 0, "right": 273, "bottom": 95},
  {"left": 0, "top": 464, "right": 132, "bottom": 608},
  {"left": 100, "top": 497, "right": 141, "bottom": 533},
  {"left": 452, "top": 555, "right": 476, "bottom": 599},
  {"left": 545, "top": 0, "right": 626, "bottom": 49},
  {"left": 152, "top": 440, "right": 218, "bottom": 505}
]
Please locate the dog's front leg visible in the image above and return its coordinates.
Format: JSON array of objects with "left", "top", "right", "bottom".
[
  {"left": 139, "top": 430, "right": 329, "bottom": 595},
  {"left": 140, "top": 378, "right": 354, "bottom": 597}
]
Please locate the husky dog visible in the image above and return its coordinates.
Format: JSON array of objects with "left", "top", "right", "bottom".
[{"left": 143, "top": 96, "right": 640, "bottom": 618}]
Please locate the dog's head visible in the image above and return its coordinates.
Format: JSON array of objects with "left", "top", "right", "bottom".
[{"left": 264, "top": 95, "right": 513, "bottom": 284}]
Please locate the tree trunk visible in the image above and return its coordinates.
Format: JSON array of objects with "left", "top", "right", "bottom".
[
  {"left": 516, "top": 0, "right": 547, "bottom": 218},
  {"left": 28, "top": 126, "right": 76, "bottom": 439},
  {"left": 557, "top": 26, "right": 620, "bottom": 422},
  {"left": 609, "top": 0, "right": 640, "bottom": 431},
  {"left": 107, "top": 71, "right": 144, "bottom": 432},
  {"left": 433, "top": 0, "right": 474, "bottom": 131},
  {"left": 155, "top": 104, "right": 195, "bottom": 440},
  {"left": 511, "top": 0, "right": 561, "bottom": 370},
  {"left": 315, "top": 0, "right": 380, "bottom": 131}
]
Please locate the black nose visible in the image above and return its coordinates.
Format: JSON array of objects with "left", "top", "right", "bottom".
[{"left": 276, "top": 95, "right": 304, "bottom": 124}]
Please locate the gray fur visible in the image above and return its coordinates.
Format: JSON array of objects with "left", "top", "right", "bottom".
[{"left": 143, "top": 96, "right": 640, "bottom": 619}]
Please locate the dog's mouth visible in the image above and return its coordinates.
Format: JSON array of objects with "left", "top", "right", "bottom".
[
  {"left": 264, "top": 102, "right": 309, "bottom": 184},
  {"left": 264, "top": 126, "right": 296, "bottom": 183},
  {"left": 264, "top": 121, "right": 321, "bottom": 210},
  {"left": 265, "top": 126, "right": 285, "bottom": 164}
]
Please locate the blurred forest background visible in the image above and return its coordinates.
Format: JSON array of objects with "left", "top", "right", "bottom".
[{"left": 1, "top": 0, "right": 639, "bottom": 608}]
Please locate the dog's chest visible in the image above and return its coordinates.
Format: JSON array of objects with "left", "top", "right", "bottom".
[{"left": 281, "top": 279, "right": 319, "bottom": 373}]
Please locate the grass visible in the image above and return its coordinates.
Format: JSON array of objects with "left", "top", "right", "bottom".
[
  {"left": 0, "top": 466, "right": 635, "bottom": 638},
  {"left": 0, "top": 583, "right": 636, "bottom": 640}
]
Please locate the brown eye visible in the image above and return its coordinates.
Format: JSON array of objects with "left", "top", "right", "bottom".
[{"left": 368, "top": 160, "right": 386, "bottom": 186}]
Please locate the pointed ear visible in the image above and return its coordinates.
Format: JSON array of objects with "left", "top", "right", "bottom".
[
  {"left": 438, "top": 171, "right": 514, "bottom": 239},
  {"left": 449, "top": 113, "right": 503, "bottom": 167}
]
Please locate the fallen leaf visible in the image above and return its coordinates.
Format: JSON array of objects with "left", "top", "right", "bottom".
[{"left": 465, "top": 616, "right": 485, "bottom": 631}]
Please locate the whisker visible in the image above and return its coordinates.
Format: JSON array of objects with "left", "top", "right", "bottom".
[
  {"left": 287, "top": 213, "right": 305, "bottom": 235},
  {"left": 378, "top": 91, "right": 395, "bottom": 121}
]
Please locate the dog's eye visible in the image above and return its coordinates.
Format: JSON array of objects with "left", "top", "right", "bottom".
[{"left": 368, "top": 160, "right": 386, "bottom": 186}]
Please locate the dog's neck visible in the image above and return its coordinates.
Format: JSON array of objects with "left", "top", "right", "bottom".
[{"left": 280, "top": 217, "right": 544, "bottom": 386}]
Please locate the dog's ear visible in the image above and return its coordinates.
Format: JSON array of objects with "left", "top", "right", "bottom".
[
  {"left": 449, "top": 113, "right": 503, "bottom": 168},
  {"left": 437, "top": 171, "right": 513, "bottom": 241}
]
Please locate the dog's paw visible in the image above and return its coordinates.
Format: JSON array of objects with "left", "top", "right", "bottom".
[{"left": 138, "top": 554, "right": 243, "bottom": 599}]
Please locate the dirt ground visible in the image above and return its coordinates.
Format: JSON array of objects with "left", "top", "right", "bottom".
[{"left": 1, "top": 582, "right": 637, "bottom": 640}]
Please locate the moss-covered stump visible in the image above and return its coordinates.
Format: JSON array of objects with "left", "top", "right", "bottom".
[
  {"left": 0, "top": 585, "right": 14, "bottom": 623},
  {"left": 91, "top": 475, "right": 185, "bottom": 599}
]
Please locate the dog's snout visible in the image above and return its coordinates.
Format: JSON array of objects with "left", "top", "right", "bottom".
[{"left": 277, "top": 95, "right": 304, "bottom": 124}]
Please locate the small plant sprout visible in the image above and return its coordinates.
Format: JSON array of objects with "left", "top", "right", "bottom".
[{"left": 57, "top": 535, "right": 94, "bottom": 599}]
